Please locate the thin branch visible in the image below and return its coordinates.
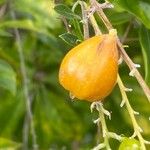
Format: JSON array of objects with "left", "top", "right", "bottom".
[
  {"left": 91, "top": 102, "right": 123, "bottom": 150},
  {"left": 99, "top": 104, "right": 111, "bottom": 150},
  {"left": 90, "top": 0, "right": 150, "bottom": 103},
  {"left": 117, "top": 74, "right": 147, "bottom": 150},
  {"left": 89, "top": 14, "right": 102, "bottom": 35},
  {"left": 91, "top": 0, "right": 112, "bottom": 30},
  {"left": 79, "top": 1, "right": 89, "bottom": 39},
  {"left": 117, "top": 40, "right": 150, "bottom": 102},
  {"left": 10, "top": 11, "right": 38, "bottom": 150},
  {"left": 86, "top": 5, "right": 102, "bottom": 35}
]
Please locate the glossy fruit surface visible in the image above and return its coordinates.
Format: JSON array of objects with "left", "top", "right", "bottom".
[
  {"left": 59, "top": 29, "right": 118, "bottom": 102},
  {"left": 119, "top": 138, "right": 140, "bottom": 150}
]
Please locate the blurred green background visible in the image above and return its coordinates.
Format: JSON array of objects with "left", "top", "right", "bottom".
[{"left": 0, "top": 0, "right": 150, "bottom": 149}]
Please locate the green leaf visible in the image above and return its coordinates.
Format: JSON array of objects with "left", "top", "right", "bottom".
[
  {"left": 0, "top": 19, "right": 57, "bottom": 40},
  {"left": 0, "top": 29, "right": 12, "bottom": 37},
  {"left": 108, "top": 12, "right": 132, "bottom": 25},
  {"left": 0, "top": 19, "right": 37, "bottom": 31},
  {"left": 59, "top": 33, "right": 79, "bottom": 46},
  {"left": 34, "top": 86, "right": 83, "bottom": 148},
  {"left": 112, "top": 0, "right": 150, "bottom": 29},
  {"left": 0, "top": 137, "right": 21, "bottom": 149},
  {"left": 54, "top": 4, "right": 81, "bottom": 20},
  {"left": 0, "top": 59, "right": 16, "bottom": 95},
  {"left": 0, "top": 0, "right": 6, "bottom": 5},
  {"left": 139, "top": 25, "right": 150, "bottom": 86},
  {"left": 71, "top": 19, "right": 83, "bottom": 41},
  {"left": 14, "top": 0, "right": 61, "bottom": 29}
]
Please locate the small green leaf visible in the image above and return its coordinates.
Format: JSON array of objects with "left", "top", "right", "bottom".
[
  {"left": 54, "top": 4, "right": 81, "bottom": 20},
  {"left": 0, "top": 137, "right": 21, "bottom": 149},
  {"left": 0, "top": 59, "right": 16, "bottom": 95},
  {"left": 59, "top": 33, "right": 79, "bottom": 46},
  {"left": 139, "top": 25, "right": 150, "bottom": 86}
]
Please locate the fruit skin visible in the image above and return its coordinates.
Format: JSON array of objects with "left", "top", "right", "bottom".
[
  {"left": 59, "top": 30, "right": 118, "bottom": 102},
  {"left": 119, "top": 138, "right": 140, "bottom": 150}
]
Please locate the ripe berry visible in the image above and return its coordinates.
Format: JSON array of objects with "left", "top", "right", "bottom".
[{"left": 59, "top": 29, "right": 118, "bottom": 102}]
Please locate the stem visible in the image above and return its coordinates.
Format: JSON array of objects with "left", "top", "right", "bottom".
[
  {"left": 99, "top": 104, "right": 111, "bottom": 150},
  {"left": 117, "top": 40, "right": 150, "bottom": 102},
  {"left": 89, "top": 13, "right": 102, "bottom": 35},
  {"left": 90, "top": 0, "right": 150, "bottom": 103},
  {"left": 117, "top": 74, "right": 146, "bottom": 150},
  {"left": 10, "top": 11, "right": 38, "bottom": 150},
  {"left": 79, "top": 1, "right": 89, "bottom": 39},
  {"left": 91, "top": 102, "right": 124, "bottom": 150}
]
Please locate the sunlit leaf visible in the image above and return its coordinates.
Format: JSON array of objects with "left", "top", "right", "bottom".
[
  {"left": 0, "top": 137, "right": 21, "bottom": 149},
  {"left": 14, "top": 0, "right": 61, "bottom": 29},
  {"left": 0, "top": 19, "right": 38, "bottom": 31},
  {"left": 0, "top": 59, "right": 16, "bottom": 95}
]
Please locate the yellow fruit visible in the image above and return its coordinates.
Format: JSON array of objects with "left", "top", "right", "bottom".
[{"left": 59, "top": 29, "right": 118, "bottom": 102}]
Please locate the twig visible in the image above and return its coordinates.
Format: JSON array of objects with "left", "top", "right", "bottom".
[
  {"left": 91, "top": 102, "right": 111, "bottom": 150},
  {"left": 90, "top": 0, "right": 150, "bottom": 103},
  {"left": 10, "top": 11, "right": 38, "bottom": 150},
  {"left": 117, "top": 40, "right": 150, "bottom": 102},
  {"left": 91, "top": 102, "right": 123, "bottom": 150},
  {"left": 99, "top": 103, "right": 111, "bottom": 150},
  {"left": 86, "top": 5, "right": 102, "bottom": 35},
  {"left": 91, "top": 0, "right": 112, "bottom": 30},
  {"left": 89, "top": 14, "right": 102, "bottom": 35},
  {"left": 79, "top": 1, "right": 89, "bottom": 39},
  {"left": 117, "top": 74, "right": 148, "bottom": 150},
  {"left": 73, "top": 0, "right": 101, "bottom": 36}
]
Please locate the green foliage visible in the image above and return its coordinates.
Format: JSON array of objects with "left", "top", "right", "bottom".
[
  {"left": 0, "top": 0, "right": 150, "bottom": 149},
  {"left": 139, "top": 25, "right": 150, "bottom": 86},
  {"left": 59, "top": 33, "right": 79, "bottom": 46},
  {"left": 111, "top": 0, "right": 150, "bottom": 29},
  {"left": 0, "top": 59, "right": 16, "bottom": 95},
  {"left": 54, "top": 4, "right": 81, "bottom": 19},
  {"left": 0, "top": 138, "right": 21, "bottom": 149}
]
